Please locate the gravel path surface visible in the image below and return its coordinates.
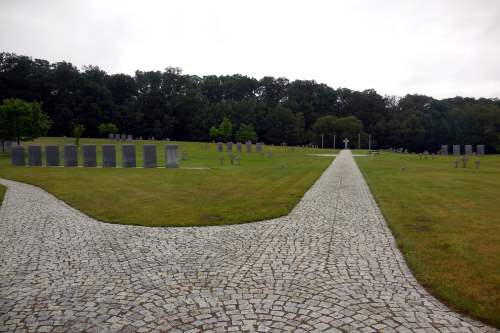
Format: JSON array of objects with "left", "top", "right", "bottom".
[{"left": 0, "top": 150, "right": 496, "bottom": 332}]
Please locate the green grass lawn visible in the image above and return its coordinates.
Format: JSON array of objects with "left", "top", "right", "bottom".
[
  {"left": 356, "top": 152, "right": 500, "bottom": 328},
  {"left": 0, "top": 137, "right": 336, "bottom": 227}
]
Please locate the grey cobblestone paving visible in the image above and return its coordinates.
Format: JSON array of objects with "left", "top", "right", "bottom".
[{"left": 0, "top": 150, "right": 497, "bottom": 332}]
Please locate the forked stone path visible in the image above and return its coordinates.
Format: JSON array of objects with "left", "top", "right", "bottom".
[{"left": 0, "top": 151, "right": 496, "bottom": 333}]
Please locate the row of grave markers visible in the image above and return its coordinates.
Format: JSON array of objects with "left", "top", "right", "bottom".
[
  {"left": 440, "top": 145, "right": 485, "bottom": 156},
  {"left": 216, "top": 141, "right": 264, "bottom": 153},
  {"left": 10, "top": 144, "right": 179, "bottom": 168}
]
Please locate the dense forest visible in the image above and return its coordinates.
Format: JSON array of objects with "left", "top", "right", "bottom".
[{"left": 1, "top": 52, "right": 499, "bottom": 152}]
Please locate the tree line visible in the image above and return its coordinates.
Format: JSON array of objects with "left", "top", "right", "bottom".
[{"left": 1, "top": 52, "right": 499, "bottom": 152}]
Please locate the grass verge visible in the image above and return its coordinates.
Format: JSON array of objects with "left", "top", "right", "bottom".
[
  {"left": 356, "top": 152, "right": 500, "bottom": 328},
  {"left": 0, "top": 137, "right": 336, "bottom": 227}
]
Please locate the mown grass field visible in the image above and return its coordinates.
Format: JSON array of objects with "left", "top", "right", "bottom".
[
  {"left": 356, "top": 152, "right": 500, "bottom": 328},
  {"left": 0, "top": 137, "right": 336, "bottom": 227}
]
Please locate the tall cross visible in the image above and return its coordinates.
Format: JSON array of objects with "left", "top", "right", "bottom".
[{"left": 343, "top": 138, "right": 349, "bottom": 149}]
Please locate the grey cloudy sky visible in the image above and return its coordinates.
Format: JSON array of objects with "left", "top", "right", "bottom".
[{"left": 1, "top": 0, "right": 499, "bottom": 99}]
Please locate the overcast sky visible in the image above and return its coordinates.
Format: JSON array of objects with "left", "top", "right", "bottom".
[{"left": 1, "top": 0, "right": 499, "bottom": 99}]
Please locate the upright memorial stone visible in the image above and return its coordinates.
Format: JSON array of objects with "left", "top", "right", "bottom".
[
  {"left": 256, "top": 142, "right": 263, "bottom": 153},
  {"left": 28, "top": 145, "right": 42, "bottom": 166},
  {"left": 477, "top": 145, "right": 485, "bottom": 155},
  {"left": 246, "top": 141, "right": 252, "bottom": 153},
  {"left": 102, "top": 145, "right": 116, "bottom": 167},
  {"left": 46, "top": 145, "right": 60, "bottom": 166},
  {"left": 236, "top": 142, "right": 242, "bottom": 153},
  {"left": 217, "top": 142, "right": 223, "bottom": 152},
  {"left": 122, "top": 145, "right": 136, "bottom": 168},
  {"left": 11, "top": 145, "right": 25, "bottom": 166},
  {"left": 165, "top": 144, "right": 179, "bottom": 168},
  {"left": 108, "top": 133, "right": 114, "bottom": 140},
  {"left": 114, "top": 134, "right": 121, "bottom": 141},
  {"left": 440, "top": 145, "right": 448, "bottom": 156},
  {"left": 227, "top": 142, "right": 233, "bottom": 152},
  {"left": 465, "top": 145, "right": 472, "bottom": 155},
  {"left": 453, "top": 145, "right": 460, "bottom": 156},
  {"left": 121, "top": 134, "right": 127, "bottom": 141},
  {"left": 143, "top": 144, "right": 157, "bottom": 168},
  {"left": 3, "top": 141, "right": 12, "bottom": 153},
  {"left": 64, "top": 145, "right": 78, "bottom": 167},
  {"left": 82, "top": 145, "right": 97, "bottom": 167},
  {"left": 127, "top": 134, "right": 133, "bottom": 141}
]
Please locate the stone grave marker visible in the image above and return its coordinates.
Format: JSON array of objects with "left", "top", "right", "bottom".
[
  {"left": 343, "top": 138, "right": 349, "bottom": 149},
  {"left": 256, "top": 142, "right": 263, "bottom": 153},
  {"left": 82, "top": 145, "right": 97, "bottom": 167},
  {"left": 127, "top": 134, "right": 133, "bottom": 141},
  {"left": 108, "top": 133, "right": 114, "bottom": 140},
  {"left": 236, "top": 142, "right": 242, "bottom": 153},
  {"left": 246, "top": 141, "right": 252, "bottom": 153},
  {"left": 122, "top": 144, "right": 136, "bottom": 168},
  {"left": 227, "top": 142, "right": 233, "bottom": 152},
  {"left": 165, "top": 144, "right": 179, "bottom": 168},
  {"left": 46, "top": 145, "right": 60, "bottom": 166},
  {"left": 217, "top": 142, "right": 223, "bottom": 152},
  {"left": 461, "top": 156, "right": 468, "bottom": 168},
  {"left": 441, "top": 145, "right": 448, "bottom": 156},
  {"left": 143, "top": 144, "right": 157, "bottom": 168},
  {"left": 11, "top": 145, "right": 25, "bottom": 166},
  {"left": 465, "top": 145, "right": 472, "bottom": 155},
  {"left": 64, "top": 145, "right": 78, "bottom": 167},
  {"left": 28, "top": 145, "right": 42, "bottom": 166},
  {"left": 102, "top": 145, "right": 116, "bottom": 167},
  {"left": 453, "top": 145, "right": 460, "bottom": 155},
  {"left": 477, "top": 145, "right": 485, "bottom": 155}
]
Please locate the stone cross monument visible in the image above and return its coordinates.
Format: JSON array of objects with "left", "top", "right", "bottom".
[{"left": 343, "top": 138, "right": 349, "bottom": 149}]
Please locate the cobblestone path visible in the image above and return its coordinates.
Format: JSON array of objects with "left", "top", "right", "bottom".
[{"left": 0, "top": 151, "right": 496, "bottom": 332}]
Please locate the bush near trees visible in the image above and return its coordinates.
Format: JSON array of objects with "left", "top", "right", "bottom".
[
  {"left": 235, "top": 124, "right": 257, "bottom": 142},
  {"left": 73, "top": 124, "right": 85, "bottom": 146},
  {"left": 1, "top": 52, "right": 500, "bottom": 152},
  {"left": 0, "top": 98, "right": 51, "bottom": 146},
  {"left": 98, "top": 122, "right": 118, "bottom": 137}
]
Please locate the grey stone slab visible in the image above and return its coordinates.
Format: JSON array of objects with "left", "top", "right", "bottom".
[
  {"left": 256, "top": 142, "right": 263, "bottom": 153},
  {"left": 108, "top": 133, "right": 114, "bottom": 140},
  {"left": 477, "top": 145, "right": 485, "bottom": 155},
  {"left": 82, "top": 145, "right": 97, "bottom": 167},
  {"left": 246, "top": 141, "right": 252, "bottom": 153},
  {"left": 3, "top": 141, "right": 13, "bottom": 153},
  {"left": 217, "top": 142, "right": 223, "bottom": 152},
  {"left": 114, "top": 134, "right": 121, "bottom": 141},
  {"left": 11, "top": 145, "right": 25, "bottom": 166},
  {"left": 28, "top": 145, "right": 42, "bottom": 166},
  {"left": 122, "top": 144, "right": 136, "bottom": 168},
  {"left": 64, "top": 145, "right": 78, "bottom": 167},
  {"left": 143, "top": 145, "right": 157, "bottom": 168},
  {"left": 440, "top": 145, "right": 448, "bottom": 156},
  {"left": 102, "top": 145, "right": 116, "bottom": 168},
  {"left": 464, "top": 145, "right": 472, "bottom": 155},
  {"left": 45, "top": 145, "right": 60, "bottom": 166},
  {"left": 121, "top": 134, "right": 126, "bottom": 141},
  {"left": 227, "top": 142, "right": 233, "bottom": 152},
  {"left": 127, "top": 134, "right": 133, "bottom": 141},
  {"left": 236, "top": 142, "right": 242, "bottom": 153},
  {"left": 452, "top": 144, "right": 460, "bottom": 156},
  {"left": 165, "top": 144, "right": 179, "bottom": 168}
]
